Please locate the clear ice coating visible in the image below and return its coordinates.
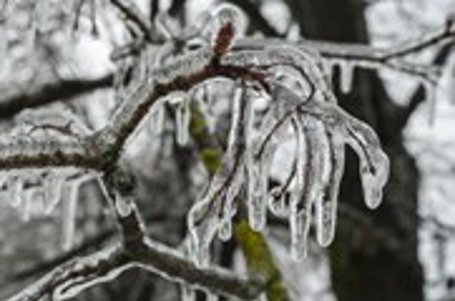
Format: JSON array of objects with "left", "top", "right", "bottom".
[
  {"left": 187, "top": 69, "right": 389, "bottom": 265},
  {"left": 0, "top": 6, "right": 391, "bottom": 286},
  {"left": 0, "top": 168, "right": 86, "bottom": 220},
  {"left": 315, "top": 129, "right": 345, "bottom": 247},
  {"left": 187, "top": 86, "right": 248, "bottom": 267}
]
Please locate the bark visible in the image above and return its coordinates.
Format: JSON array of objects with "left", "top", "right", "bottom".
[{"left": 288, "top": 0, "right": 424, "bottom": 300}]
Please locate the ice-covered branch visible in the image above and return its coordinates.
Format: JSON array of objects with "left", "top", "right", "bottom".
[
  {"left": 134, "top": 238, "right": 260, "bottom": 300},
  {"left": 6, "top": 161, "right": 262, "bottom": 301},
  {"left": 188, "top": 98, "right": 290, "bottom": 300},
  {"left": 6, "top": 245, "right": 131, "bottom": 301},
  {"left": 1, "top": 36, "right": 389, "bottom": 255},
  {"left": 0, "top": 6, "right": 394, "bottom": 300},
  {"left": 110, "top": 0, "right": 154, "bottom": 42}
]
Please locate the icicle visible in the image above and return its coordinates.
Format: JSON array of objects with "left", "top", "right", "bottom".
[
  {"left": 175, "top": 98, "right": 191, "bottom": 145},
  {"left": 180, "top": 284, "right": 196, "bottom": 301},
  {"left": 147, "top": 101, "right": 166, "bottom": 136},
  {"left": 216, "top": 87, "right": 249, "bottom": 240},
  {"left": 220, "top": 163, "right": 243, "bottom": 241},
  {"left": 315, "top": 130, "right": 345, "bottom": 247},
  {"left": 254, "top": 293, "right": 268, "bottom": 301},
  {"left": 244, "top": 85, "right": 297, "bottom": 231},
  {"left": 188, "top": 194, "right": 220, "bottom": 267},
  {"left": 246, "top": 163, "right": 268, "bottom": 231},
  {"left": 155, "top": 103, "right": 165, "bottom": 135},
  {"left": 323, "top": 60, "right": 335, "bottom": 89},
  {"left": 218, "top": 169, "right": 242, "bottom": 241},
  {"left": 288, "top": 117, "right": 309, "bottom": 260},
  {"left": 9, "top": 176, "right": 25, "bottom": 209},
  {"left": 289, "top": 116, "right": 306, "bottom": 215},
  {"left": 290, "top": 209, "right": 310, "bottom": 260},
  {"left": 114, "top": 192, "right": 133, "bottom": 217},
  {"left": 345, "top": 119, "right": 390, "bottom": 209},
  {"left": 43, "top": 172, "right": 64, "bottom": 215},
  {"left": 339, "top": 61, "right": 354, "bottom": 94},
  {"left": 290, "top": 116, "right": 328, "bottom": 260},
  {"left": 424, "top": 81, "right": 437, "bottom": 125},
  {"left": 62, "top": 181, "right": 80, "bottom": 251},
  {"left": 204, "top": 290, "right": 219, "bottom": 301},
  {"left": 89, "top": 0, "right": 97, "bottom": 35},
  {"left": 21, "top": 188, "right": 34, "bottom": 222},
  {"left": 450, "top": 62, "right": 455, "bottom": 104},
  {"left": 247, "top": 95, "right": 291, "bottom": 231},
  {"left": 244, "top": 94, "right": 269, "bottom": 231}
]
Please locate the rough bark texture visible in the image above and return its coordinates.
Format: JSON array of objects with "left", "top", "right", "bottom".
[{"left": 287, "top": 0, "right": 424, "bottom": 300}]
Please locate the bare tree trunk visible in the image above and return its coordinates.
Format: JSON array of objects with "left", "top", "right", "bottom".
[{"left": 287, "top": 0, "right": 424, "bottom": 300}]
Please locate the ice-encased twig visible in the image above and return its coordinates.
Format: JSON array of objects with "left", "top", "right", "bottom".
[
  {"left": 275, "top": 84, "right": 390, "bottom": 210},
  {"left": 316, "top": 128, "right": 345, "bottom": 246},
  {"left": 188, "top": 86, "right": 248, "bottom": 267},
  {"left": 6, "top": 245, "right": 130, "bottom": 301},
  {"left": 268, "top": 83, "right": 389, "bottom": 254}
]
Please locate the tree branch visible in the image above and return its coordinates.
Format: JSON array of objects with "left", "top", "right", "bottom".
[
  {"left": 188, "top": 101, "right": 290, "bottom": 300},
  {"left": 396, "top": 42, "right": 454, "bottom": 129},
  {"left": 0, "top": 74, "right": 113, "bottom": 120},
  {"left": 110, "top": 0, "right": 154, "bottom": 42},
  {"left": 6, "top": 245, "right": 130, "bottom": 301}
]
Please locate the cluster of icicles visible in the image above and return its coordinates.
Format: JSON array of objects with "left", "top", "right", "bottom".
[
  {"left": 175, "top": 5, "right": 392, "bottom": 268},
  {"left": 0, "top": 109, "right": 94, "bottom": 250},
  {"left": 186, "top": 83, "right": 390, "bottom": 265}
]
